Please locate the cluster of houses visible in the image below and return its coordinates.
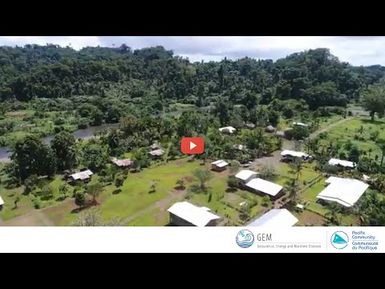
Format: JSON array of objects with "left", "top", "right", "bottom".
[
  {"left": 167, "top": 145, "right": 369, "bottom": 227},
  {"left": 64, "top": 141, "right": 166, "bottom": 185}
]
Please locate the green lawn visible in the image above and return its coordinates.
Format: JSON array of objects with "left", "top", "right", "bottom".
[
  {"left": 0, "top": 174, "right": 75, "bottom": 221},
  {"left": 275, "top": 162, "right": 320, "bottom": 188},
  {"left": 319, "top": 117, "right": 385, "bottom": 160},
  {"left": 99, "top": 158, "right": 201, "bottom": 222}
]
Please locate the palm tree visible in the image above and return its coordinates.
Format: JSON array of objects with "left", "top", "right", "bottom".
[
  {"left": 376, "top": 139, "right": 385, "bottom": 167},
  {"left": 286, "top": 179, "right": 298, "bottom": 204},
  {"left": 192, "top": 169, "right": 213, "bottom": 192},
  {"left": 289, "top": 159, "right": 303, "bottom": 182},
  {"left": 86, "top": 182, "right": 103, "bottom": 205}
]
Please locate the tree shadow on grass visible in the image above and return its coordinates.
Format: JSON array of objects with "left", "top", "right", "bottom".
[
  {"left": 112, "top": 189, "right": 121, "bottom": 195},
  {"left": 361, "top": 119, "right": 385, "bottom": 125},
  {"left": 71, "top": 203, "right": 98, "bottom": 214}
]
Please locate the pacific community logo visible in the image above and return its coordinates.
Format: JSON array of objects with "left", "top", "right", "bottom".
[{"left": 330, "top": 231, "right": 349, "bottom": 249}]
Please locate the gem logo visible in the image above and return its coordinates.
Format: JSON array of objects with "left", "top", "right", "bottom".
[
  {"left": 331, "top": 231, "right": 349, "bottom": 249},
  {"left": 236, "top": 229, "right": 255, "bottom": 248},
  {"left": 180, "top": 137, "right": 205, "bottom": 155}
]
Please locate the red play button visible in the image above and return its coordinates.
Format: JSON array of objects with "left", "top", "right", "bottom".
[{"left": 181, "top": 137, "right": 205, "bottom": 155}]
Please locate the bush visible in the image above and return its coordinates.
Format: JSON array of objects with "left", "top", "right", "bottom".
[
  {"left": 32, "top": 197, "right": 41, "bottom": 209},
  {"left": 24, "top": 174, "right": 38, "bottom": 194},
  {"left": 259, "top": 164, "right": 277, "bottom": 181},
  {"left": 227, "top": 176, "right": 240, "bottom": 188},
  {"left": 74, "top": 192, "right": 86, "bottom": 207},
  {"left": 54, "top": 117, "right": 65, "bottom": 126},
  {"left": 261, "top": 196, "right": 271, "bottom": 207},
  {"left": 77, "top": 118, "right": 89, "bottom": 129},
  {"left": 322, "top": 164, "right": 339, "bottom": 174},
  {"left": 370, "top": 130, "right": 380, "bottom": 141},
  {"left": 114, "top": 175, "right": 125, "bottom": 188},
  {"left": 40, "top": 185, "right": 54, "bottom": 200}
]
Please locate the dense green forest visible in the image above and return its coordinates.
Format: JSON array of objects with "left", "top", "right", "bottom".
[
  {"left": 1, "top": 44, "right": 385, "bottom": 105},
  {"left": 1, "top": 44, "right": 385, "bottom": 145}
]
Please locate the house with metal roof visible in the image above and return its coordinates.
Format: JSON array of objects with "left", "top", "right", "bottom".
[
  {"left": 211, "top": 160, "right": 229, "bottom": 171},
  {"left": 328, "top": 158, "right": 356, "bottom": 169},
  {"left": 316, "top": 177, "right": 369, "bottom": 207},
  {"left": 245, "top": 178, "right": 284, "bottom": 199},
  {"left": 69, "top": 169, "right": 93, "bottom": 182},
  {"left": 167, "top": 201, "right": 221, "bottom": 227},
  {"left": 219, "top": 126, "right": 236, "bottom": 134},
  {"left": 235, "top": 170, "right": 258, "bottom": 184},
  {"left": 248, "top": 209, "right": 299, "bottom": 227}
]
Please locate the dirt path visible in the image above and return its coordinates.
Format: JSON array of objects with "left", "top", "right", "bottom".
[
  {"left": 1, "top": 199, "right": 74, "bottom": 226},
  {"left": 1, "top": 210, "right": 55, "bottom": 226},
  {"left": 309, "top": 117, "right": 353, "bottom": 139},
  {"left": 122, "top": 189, "right": 187, "bottom": 225}
]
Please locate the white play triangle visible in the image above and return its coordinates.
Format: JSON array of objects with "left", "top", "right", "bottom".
[{"left": 189, "top": 141, "right": 197, "bottom": 150}]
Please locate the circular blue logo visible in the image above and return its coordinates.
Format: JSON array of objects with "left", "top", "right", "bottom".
[
  {"left": 330, "top": 231, "right": 349, "bottom": 249},
  {"left": 236, "top": 229, "right": 254, "bottom": 248}
]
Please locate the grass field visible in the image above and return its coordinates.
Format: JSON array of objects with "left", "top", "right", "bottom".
[
  {"left": 0, "top": 174, "right": 76, "bottom": 221},
  {"left": 0, "top": 157, "right": 274, "bottom": 226},
  {"left": 319, "top": 117, "right": 385, "bottom": 160}
]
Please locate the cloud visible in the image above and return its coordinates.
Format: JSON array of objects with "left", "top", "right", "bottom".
[
  {"left": 0, "top": 36, "right": 101, "bottom": 50},
  {"left": 1, "top": 36, "right": 385, "bottom": 66}
]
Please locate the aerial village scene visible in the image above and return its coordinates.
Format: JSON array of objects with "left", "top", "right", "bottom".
[{"left": 1, "top": 41, "right": 385, "bottom": 227}]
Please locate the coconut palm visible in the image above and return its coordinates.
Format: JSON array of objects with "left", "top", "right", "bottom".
[{"left": 192, "top": 168, "right": 213, "bottom": 192}]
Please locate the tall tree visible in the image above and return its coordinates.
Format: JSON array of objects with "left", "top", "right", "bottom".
[
  {"left": 362, "top": 84, "right": 385, "bottom": 121},
  {"left": 192, "top": 168, "right": 213, "bottom": 192},
  {"left": 11, "top": 135, "right": 56, "bottom": 181},
  {"left": 51, "top": 131, "right": 77, "bottom": 171},
  {"left": 86, "top": 182, "right": 103, "bottom": 205}
]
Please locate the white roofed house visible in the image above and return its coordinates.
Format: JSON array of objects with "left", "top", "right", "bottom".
[
  {"left": 167, "top": 201, "right": 221, "bottom": 226},
  {"left": 69, "top": 169, "right": 93, "bottom": 183},
  {"left": 265, "top": 125, "right": 276, "bottom": 133},
  {"left": 111, "top": 158, "right": 133, "bottom": 168},
  {"left": 316, "top": 177, "right": 369, "bottom": 207},
  {"left": 292, "top": 122, "right": 309, "bottom": 128},
  {"left": 150, "top": 142, "right": 161, "bottom": 150},
  {"left": 149, "top": 148, "right": 165, "bottom": 158},
  {"left": 280, "top": 150, "right": 311, "bottom": 162},
  {"left": 248, "top": 209, "right": 298, "bottom": 227},
  {"left": 235, "top": 170, "right": 258, "bottom": 184},
  {"left": 211, "top": 160, "right": 229, "bottom": 172},
  {"left": 328, "top": 158, "right": 356, "bottom": 169},
  {"left": 219, "top": 126, "right": 236, "bottom": 134},
  {"left": 245, "top": 178, "right": 284, "bottom": 199}
]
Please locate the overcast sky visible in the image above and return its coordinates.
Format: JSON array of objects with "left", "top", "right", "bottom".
[{"left": 0, "top": 36, "right": 384, "bottom": 66}]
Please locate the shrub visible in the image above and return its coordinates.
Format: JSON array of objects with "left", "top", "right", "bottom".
[
  {"left": 74, "top": 192, "right": 86, "bottom": 207},
  {"left": 32, "top": 197, "right": 41, "bottom": 209},
  {"left": 259, "top": 164, "right": 277, "bottom": 181},
  {"left": 322, "top": 164, "right": 339, "bottom": 174},
  {"left": 77, "top": 118, "right": 89, "bottom": 129},
  {"left": 24, "top": 174, "right": 38, "bottom": 194},
  {"left": 261, "top": 196, "right": 271, "bottom": 207},
  {"left": 114, "top": 175, "right": 125, "bottom": 188},
  {"left": 227, "top": 176, "right": 240, "bottom": 188},
  {"left": 40, "top": 185, "right": 54, "bottom": 200},
  {"left": 370, "top": 130, "right": 380, "bottom": 141}
]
